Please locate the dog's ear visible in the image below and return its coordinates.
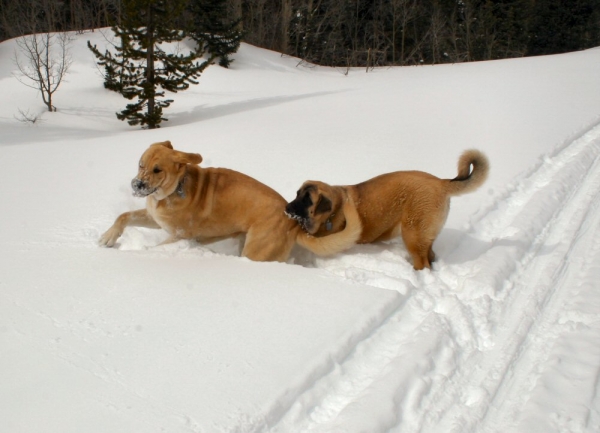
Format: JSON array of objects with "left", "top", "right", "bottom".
[
  {"left": 173, "top": 150, "right": 203, "bottom": 166},
  {"left": 315, "top": 194, "right": 332, "bottom": 214},
  {"left": 152, "top": 140, "right": 173, "bottom": 149}
]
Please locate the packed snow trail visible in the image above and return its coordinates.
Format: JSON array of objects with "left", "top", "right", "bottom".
[
  {"left": 470, "top": 127, "right": 600, "bottom": 433},
  {"left": 265, "top": 122, "right": 600, "bottom": 433}
]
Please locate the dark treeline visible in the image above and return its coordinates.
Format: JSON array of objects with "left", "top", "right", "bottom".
[{"left": 2, "top": 0, "right": 600, "bottom": 67}]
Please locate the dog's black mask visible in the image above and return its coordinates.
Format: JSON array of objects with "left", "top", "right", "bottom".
[{"left": 285, "top": 188, "right": 313, "bottom": 221}]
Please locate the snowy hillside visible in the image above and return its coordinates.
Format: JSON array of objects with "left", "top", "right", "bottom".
[{"left": 1, "top": 30, "right": 600, "bottom": 433}]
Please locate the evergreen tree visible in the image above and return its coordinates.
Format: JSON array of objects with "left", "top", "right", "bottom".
[
  {"left": 187, "top": 0, "right": 243, "bottom": 68},
  {"left": 87, "top": 0, "right": 212, "bottom": 129},
  {"left": 528, "top": 0, "right": 600, "bottom": 56}
]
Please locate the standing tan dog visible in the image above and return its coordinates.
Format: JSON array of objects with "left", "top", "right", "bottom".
[
  {"left": 285, "top": 150, "right": 489, "bottom": 270},
  {"left": 99, "top": 141, "right": 361, "bottom": 261}
]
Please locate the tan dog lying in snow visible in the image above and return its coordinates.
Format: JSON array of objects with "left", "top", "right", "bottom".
[
  {"left": 285, "top": 150, "right": 489, "bottom": 270},
  {"left": 99, "top": 141, "right": 361, "bottom": 261}
]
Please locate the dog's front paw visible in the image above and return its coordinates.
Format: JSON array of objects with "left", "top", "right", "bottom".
[{"left": 98, "top": 226, "right": 122, "bottom": 247}]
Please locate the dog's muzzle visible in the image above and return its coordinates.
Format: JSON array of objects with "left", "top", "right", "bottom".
[
  {"left": 131, "top": 178, "right": 157, "bottom": 197},
  {"left": 285, "top": 203, "right": 311, "bottom": 232}
]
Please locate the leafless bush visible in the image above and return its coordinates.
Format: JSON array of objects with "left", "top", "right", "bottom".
[
  {"left": 14, "top": 108, "right": 43, "bottom": 124},
  {"left": 13, "top": 32, "right": 73, "bottom": 112}
]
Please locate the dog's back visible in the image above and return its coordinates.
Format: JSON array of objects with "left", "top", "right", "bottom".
[{"left": 352, "top": 150, "right": 489, "bottom": 244}]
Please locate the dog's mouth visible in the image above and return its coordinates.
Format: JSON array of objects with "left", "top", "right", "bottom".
[
  {"left": 132, "top": 188, "right": 157, "bottom": 198},
  {"left": 131, "top": 178, "right": 158, "bottom": 197},
  {"left": 285, "top": 210, "right": 312, "bottom": 233}
]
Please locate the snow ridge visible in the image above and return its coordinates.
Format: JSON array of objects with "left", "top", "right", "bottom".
[{"left": 266, "top": 122, "right": 600, "bottom": 433}]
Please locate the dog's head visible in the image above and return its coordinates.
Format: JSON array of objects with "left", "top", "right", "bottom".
[
  {"left": 285, "top": 181, "right": 334, "bottom": 234},
  {"left": 131, "top": 141, "right": 202, "bottom": 200}
]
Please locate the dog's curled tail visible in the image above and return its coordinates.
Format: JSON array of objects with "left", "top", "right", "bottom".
[
  {"left": 446, "top": 149, "right": 490, "bottom": 196},
  {"left": 297, "top": 195, "right": 362, "bottom": 256}
]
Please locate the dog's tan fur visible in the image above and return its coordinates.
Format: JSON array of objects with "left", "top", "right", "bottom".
[
  {"left": 99, "top": 141, "right": 362, "bottom": 261},
  {"left": 285, "top": 150, "right": 489, "bottom": 270}
]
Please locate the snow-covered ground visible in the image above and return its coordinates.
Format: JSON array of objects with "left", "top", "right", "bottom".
[{"left": 1, "top": 30, "right": 600, "bottom": 433}]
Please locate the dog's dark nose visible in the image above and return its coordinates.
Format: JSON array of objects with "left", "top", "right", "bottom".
[
  {"left": 286, "top": 202, "right": 303, "bottom": 217},
  {"left": 131, "top": 178, "right": 146, "bottom": 191}
]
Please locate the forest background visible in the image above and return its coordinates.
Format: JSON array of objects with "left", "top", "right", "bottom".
[{"left": 1, "top": 0, "right": 599, "bottom": 68}]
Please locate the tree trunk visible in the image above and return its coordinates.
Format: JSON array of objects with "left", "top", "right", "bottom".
[
  {"left": 281, "top": 0, "right": 291, "bottom": 54},
  {"left": 146, "top": 5, "right": 156, "bottom": 128}
]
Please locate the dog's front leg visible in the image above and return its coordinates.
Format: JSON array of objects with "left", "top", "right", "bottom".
[{"left": 99, "top": 209, "right": 160, "bottom": 247}]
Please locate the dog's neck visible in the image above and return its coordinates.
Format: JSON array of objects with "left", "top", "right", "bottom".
[
  {"left": 325, "top": 211, "right": 346, "bottom": 233},
  {"left": 174, "top": 169, "right": 187, "bottom": 199},
  {"left": 317, "top": 190, "right": 347, "bottom": 235},
  {"left": 325, "top": 214, "right": 335, "bottom": 231}
]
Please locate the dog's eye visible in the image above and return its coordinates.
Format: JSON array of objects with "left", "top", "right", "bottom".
[{"left": 153, "top": 167, "right": 161, "bottom": 174}]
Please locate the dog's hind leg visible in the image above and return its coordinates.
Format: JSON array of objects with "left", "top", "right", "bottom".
[
  {"left": 401, "top": 228, "right": 433, "bottom": 270},
  {"left": 428, "top": 245, "right": 436, "bottom": 264},
  {"left": 242, "top": 226, "right": 293, "bottom": 262}
]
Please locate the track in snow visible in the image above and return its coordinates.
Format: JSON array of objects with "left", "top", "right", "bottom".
[{"left": 265, "top": 122, "right": 600, "bottom": 433}]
